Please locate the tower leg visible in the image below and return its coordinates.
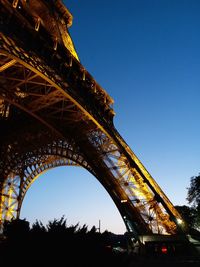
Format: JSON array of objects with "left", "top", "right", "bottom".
[{"left": 0, "top": 173, "right": 21, "bottom": 230}]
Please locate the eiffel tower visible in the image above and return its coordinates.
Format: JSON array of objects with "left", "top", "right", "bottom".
[{"left": 0, "top": 0, "right": 188, "bottom": 244}]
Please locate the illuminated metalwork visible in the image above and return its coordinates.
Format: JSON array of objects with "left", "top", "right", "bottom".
[
  {"left": 1, "top": 156, "right": 82, "bottom": 223},
  {"left": 0, "top": 0, "right": 187, "bottom": 239}
]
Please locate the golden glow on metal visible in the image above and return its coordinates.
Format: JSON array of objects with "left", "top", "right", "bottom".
[
  {"left": 35, "top": 17, "right": 41, "bottom": 32},
  {"left": 0, "top": 59, "right": 16, "bottom": 72},
  {"left": 60, "top": 28, "right": 79, "bottom": 61},
  {"left": 0, "top": 99, "right": 10, "bottom": 118},
  {"left": 12, "top": 0, "right": 19, "bottom": 9},
  {"left": 177, "top": 218, "right": 183, "bottom": 225},
  {"left": 0, "top": 174, "right": 21, "bottom": 224},
  {"left": 0, "top": 0, "right": 186, "bottom": 237},
  {"left": 0, "top": 49, "right": 112, "bottom": 142},
  {"left": 0, "top": 157, "right": 80, "bottom": 226},
  {"left": 114, "top": 131, "right": 184, "bottom": 223},
  {"left": 82, "top": 69, "right": 86, "bottom": 81}
]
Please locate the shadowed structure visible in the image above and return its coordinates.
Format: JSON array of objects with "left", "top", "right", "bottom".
[{"left": 0, "top": 0, "right": 188, "bottom": 246}]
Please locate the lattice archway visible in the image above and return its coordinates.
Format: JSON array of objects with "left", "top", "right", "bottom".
[
  {"left": 0, "top": 137, "right": 96, "bottom": 228},
  {"left": 0, "top": 156, "right": 81, "bottom": 224},
  {"left": 0, "top": 0, "right": 187, "bottom": 240},
  {"left": 0, "top": 139, "right": 178, "bottom": 238}
]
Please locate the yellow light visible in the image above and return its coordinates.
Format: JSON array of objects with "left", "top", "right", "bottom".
[{"left": 177, "top": 218, "right": 183, "bottom": 225}]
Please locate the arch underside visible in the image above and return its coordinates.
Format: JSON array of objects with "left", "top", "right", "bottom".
[
  {"left": 0, "top": 138, "right": 175, "bottom": 236},
  {"left": 0, "top": 15, "right": 185, "bottom": 238},
  {"left": 1, "top": 155, "right": 87, "bottom": 224}
]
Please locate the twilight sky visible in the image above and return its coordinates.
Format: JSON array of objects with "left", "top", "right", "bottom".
[{"left": 21, "top": 0, "right": 200, "bottom": 234}]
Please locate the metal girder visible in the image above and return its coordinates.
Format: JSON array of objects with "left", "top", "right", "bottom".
[
  {"left": 0, "top": 139, "right": 95, "bottom": 227},
  {"left": 0, "top": 0, "right": 187, "bottom": 240},
  {"left": 0, "top": 58, "right": 16, "bottom": 72},
  {"left": 0, "top": 157, "right": 79, "bottom": 224}
]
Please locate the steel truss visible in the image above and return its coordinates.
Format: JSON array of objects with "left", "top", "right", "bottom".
[{"left": 0, "top": 0, "right": 187, "bottom": 240}]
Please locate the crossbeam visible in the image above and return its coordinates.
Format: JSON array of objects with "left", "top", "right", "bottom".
[{"left": 0, "top": 59, "right": 16, "bottom": 72}]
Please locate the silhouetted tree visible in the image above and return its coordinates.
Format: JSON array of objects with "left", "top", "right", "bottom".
[
  {"left": 2, "top": 218, "right": 30, "bottom": 265},
  {"left": 88, "top": 225, "right": 97, "bottom": 234},
  {"left": 3, "top": 218, "right": 30, "bottom": 240},
  {"left": 30, "top": 219, "right": 46, "bottom": 233},
  {"left": 175, "top": 205, "right": 197, "bottom": 228},
  {"left": 46, "top": 215, "right": 67, "bottom": 233},
  {"left": 1, "top": 216, "right": 130, "bottom": 267},
  {"left": 186, "top": 173, "right": 200, "bottom": 230},
  {"left": 187, "top": 173, "right": 200, "bottom": 207},
  {"left": 77, "top": 223, "right": 88, "bottom": 234}
]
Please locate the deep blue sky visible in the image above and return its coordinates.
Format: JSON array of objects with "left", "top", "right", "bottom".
[{"left": 21, "top": 0, "right": 200, "bottom": 234}]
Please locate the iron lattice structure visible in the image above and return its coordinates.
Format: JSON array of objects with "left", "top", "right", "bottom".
[{"left": 0, "top": 0, "right": 186, "bottom": 239}]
